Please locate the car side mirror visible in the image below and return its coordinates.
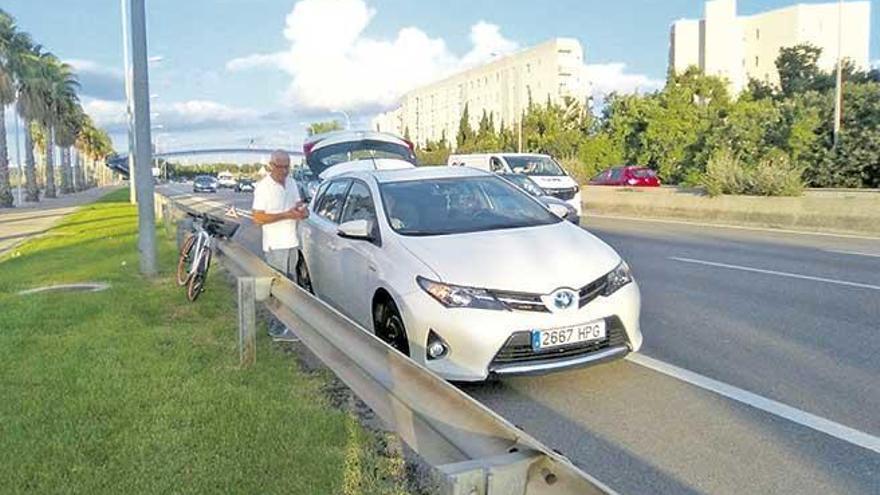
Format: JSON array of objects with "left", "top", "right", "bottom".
[
  {"left": 338, "top": 219, "right": 372, "bottom": 240},
  {"left": 547, "top": 203, "right": 569, "bottom": 219}
]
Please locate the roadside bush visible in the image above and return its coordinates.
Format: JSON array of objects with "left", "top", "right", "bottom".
[
  {"left": 702, "top": 148, "right": 748, "bottom": 196},
  {"left": 560, "top": 157, "right": 596, "bottom": 185},
  {"left": 749, "top": 150, "right": 805, "bottom": 196},
  {"left": 702, "top": 147, "right": 804, "bottom": 197}
]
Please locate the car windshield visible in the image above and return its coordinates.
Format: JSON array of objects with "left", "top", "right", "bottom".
[
  {"left": 195, "top": 176, "right": 214, "bottom": 184},
  {"left": 379, "top": 176, "right": 560, "bottom": 236},
  {"left": 499, "top": 174, "right": 544, "bottom": 197},
  {"left": 308, "top": 139, "right": 416, "bottom": 173},
  {"left": 503, "top": 155, "right": 566, "bottom": 176}
]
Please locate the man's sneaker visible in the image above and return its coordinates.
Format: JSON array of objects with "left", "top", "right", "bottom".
[{"left": 271, "top": 327, "right": 300, "bottom": 342}]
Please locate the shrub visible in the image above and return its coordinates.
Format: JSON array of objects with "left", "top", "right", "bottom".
[
  {"left": 701, "top": 147, "right": 804, "bottom": 197},
  {"left": 749, "top": 150, "right": 805, "bottom": 196},
  {"left": 702, "top": 148, "right": 748, "bottom": 197}
]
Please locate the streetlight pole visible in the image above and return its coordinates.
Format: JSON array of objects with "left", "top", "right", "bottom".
[
  {"left": 127, "top": 0, "right": 157, "bottom": 276},
  {"left": 121, "top": 0, "right": 137, "bottom": 204},
  {"left": 832, "top": 0, "right": 843, "bottom": 148},
  {"left": 332, "top": 109, "right": 351, "bottom": 130}
]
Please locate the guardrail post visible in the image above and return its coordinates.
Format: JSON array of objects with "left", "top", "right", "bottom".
[
  {"left": 238, "top": 277, "right": 257, "bottom": 367},
  {"left": 436, "top": 451, "right": 542, "bottom": 495},
  {"left": 236, "top": 276, "right": 273, "bottom": 367}
]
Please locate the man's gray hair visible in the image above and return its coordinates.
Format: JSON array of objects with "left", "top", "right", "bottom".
[{"left": 269, "top": 150, "right": 290, "bottom": 166}]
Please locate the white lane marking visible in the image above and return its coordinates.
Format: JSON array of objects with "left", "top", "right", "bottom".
[
  {"left": 669, "top": 256, "right": 880, "bottom": 291},
  {"left": 825, "top": 249, "right": 880, "bottom": 258},
  {"left": 626, "top": 353, "right": 880, "bottom": 454},
  {"left": 586, "top": 213, "right": 880, "bottom": 241}
]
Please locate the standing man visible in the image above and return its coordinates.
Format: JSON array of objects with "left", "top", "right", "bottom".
[{"left": 252, "top": 150, "right": 308, "bottom": 340}]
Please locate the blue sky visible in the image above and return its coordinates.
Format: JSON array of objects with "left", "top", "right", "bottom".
[{"left": 2, "top": 0, "right": 878, "bottom": 153}]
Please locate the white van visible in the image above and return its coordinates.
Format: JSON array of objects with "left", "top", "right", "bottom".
[
  {"left": 217, "top": 171, "right": 237, "bottom": 189},
  {"left": 447, "top": 153, "right": 582, "bottom": 216}
]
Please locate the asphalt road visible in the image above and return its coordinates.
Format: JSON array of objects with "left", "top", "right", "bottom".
[{"left": 161, "top": 184, "right": 880, "bottom": 494}]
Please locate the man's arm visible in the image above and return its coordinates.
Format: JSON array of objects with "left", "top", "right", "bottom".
[{"left": 252, "top": 204, "right": 308, "bottom": 225}]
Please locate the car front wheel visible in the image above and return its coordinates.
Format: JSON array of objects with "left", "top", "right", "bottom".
[{"left": 373, "top": 298, "right": 410, "bottom": 356}]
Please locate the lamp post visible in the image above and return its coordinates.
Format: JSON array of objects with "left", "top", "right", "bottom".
[
  {"left": 832, "top": 0, "right": 843, "bottom": 148},
  {"left": 332, "top": 109, "right": 351, "bottom": 130},
  {"left": 123, "top": 0, "right": 157, "bottom": 275}
]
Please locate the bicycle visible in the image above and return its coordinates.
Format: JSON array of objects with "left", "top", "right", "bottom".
[{"left": 176, "top": 212, "right": 239, "bottom": 301}]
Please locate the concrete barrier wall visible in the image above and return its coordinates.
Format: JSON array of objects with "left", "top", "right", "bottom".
[{"left": 582, "top": 186, "right": 880, "bottom": 235}]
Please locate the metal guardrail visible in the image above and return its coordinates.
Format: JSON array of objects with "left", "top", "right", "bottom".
[{"left": 155, "top": 192, "right": 618, "bottom": 495}]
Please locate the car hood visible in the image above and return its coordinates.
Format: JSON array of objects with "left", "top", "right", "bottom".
[
  {"left": 317, "top": 158, "right": 415, "bottom": 180},
  {"left": 397, "top": 222, "right": 620, "bottom": 294}
]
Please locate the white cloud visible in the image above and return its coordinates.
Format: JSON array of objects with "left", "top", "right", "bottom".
[
  {"left": 82, "top": 97, "right": 262, "bottom": 132},
  {"left": 583, "top": 62, "right": 664, "bottom": 98},
  {"left": 226, "top": 0, "right": 518, "bottom": 112},
  {"left": 65, "top": 59, "right": 125, "bottom": 101}
]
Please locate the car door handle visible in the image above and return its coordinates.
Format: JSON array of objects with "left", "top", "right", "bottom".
[{"left": 368, "top": 264, "right": 377, "bottom": 272}]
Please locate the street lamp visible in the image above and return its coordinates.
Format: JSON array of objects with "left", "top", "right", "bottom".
[{"left": 331, "top": 109, "right": 351, "bottom": 130}]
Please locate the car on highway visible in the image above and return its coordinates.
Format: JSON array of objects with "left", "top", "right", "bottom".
[
  {"left": 192, "top": 175, "right": 218, "bottom": 193},
  {"left": 217, "top": 171, "right": 237, "bottom": 189},
  {"left": 498, "top": 173, "right": 580, "bottom": 224},
  {"left": 292, "top": 166, "right": 318, "bottom": 202},
  {"left": 234, "top": 178, "right": 255, "bottom": 193},
  {"left": 297, "top": 165, "right": 642, "bottom": 382},
  {"left": 590, "top": 166, "right": 661, "bottom": 187},
  {"left": 448, "top": 153, "right": 582, "bottom": 217}
]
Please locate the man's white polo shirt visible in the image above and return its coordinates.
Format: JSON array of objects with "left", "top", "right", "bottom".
[{"left": 252, "top": 175, "right": 301, "bottom": 252}]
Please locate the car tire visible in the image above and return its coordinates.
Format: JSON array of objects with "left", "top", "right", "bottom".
[
  {"left": 373, "top": 298, "right": 410, "bottom": 356},
  {"left": 295, "top": 255, "right": 314, "bottom": 294}
]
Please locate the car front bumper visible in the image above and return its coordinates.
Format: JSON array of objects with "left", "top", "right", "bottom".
[{"left": 397, "top": 280, "right": 642, "bottom": 381}]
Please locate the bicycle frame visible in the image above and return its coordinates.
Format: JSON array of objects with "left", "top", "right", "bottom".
[{"left": 188, "top": 221, "right": 213, "bottom": 277}]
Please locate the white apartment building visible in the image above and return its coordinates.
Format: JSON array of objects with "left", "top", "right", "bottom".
[
  {"left": 669, "top": 0, "right": 871, "bottom": 93},
  {"left": 372, "top": 38, "right": 591, "bottom": 147}
]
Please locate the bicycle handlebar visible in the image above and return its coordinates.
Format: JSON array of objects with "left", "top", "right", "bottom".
[{"left": 186, "top": 211, "right": 240, "bottom": 239}]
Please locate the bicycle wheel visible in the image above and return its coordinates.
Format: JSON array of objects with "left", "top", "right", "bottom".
[
  {"left": 186, "top": 247, "right": 213, "bottom": 302},
  {"left": 176, "top": 234, "right": 196, "bottom": 286}
]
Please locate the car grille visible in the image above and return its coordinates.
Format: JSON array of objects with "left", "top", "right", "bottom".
[
  {"left": 545, "top": 187, "right": 578, "bottom": 201},
  {"left": 488, "top": 274, "right": 608, "bottom": 313},
  {"left": 490, "top": 289, "right": 549, "bottom": 313},
  {"left": 490, "top": 316, "right": 629, "bottom": 366}
]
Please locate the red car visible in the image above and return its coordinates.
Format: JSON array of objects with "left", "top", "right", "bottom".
[{"left": 590, "top": 166, "right": 661, "bottom": 187}]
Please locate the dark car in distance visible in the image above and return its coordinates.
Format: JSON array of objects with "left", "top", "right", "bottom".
[
  {"left": 498, "top": 173, "right": 580, "bottom": 224},
  {"left": 234, "top": 178, "right": 255, "bottom": 193},
  {"left": 590, "top": 166, "right": 660, "bottom": 187},
  {"left": 193, "top": 175, "right": 218, "bottom": 193}
]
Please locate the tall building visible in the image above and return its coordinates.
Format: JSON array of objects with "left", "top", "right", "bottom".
[
  {"left": 372, "top": 38, "right": 591, "bottom": 148},
  {"left": 669, "top": 0, "right": 871, "bottom": 93}
]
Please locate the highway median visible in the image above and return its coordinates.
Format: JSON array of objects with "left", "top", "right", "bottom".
[{"left": 582, "top": 186, "right": 880, "bottom": 236}]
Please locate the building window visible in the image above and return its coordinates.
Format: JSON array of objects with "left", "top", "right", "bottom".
[
  {"left": 756, "top": 28, "right": 760, "bottom": 40},
  {"left": 755, "top": 56, "right": 759, "bottom": 67}
]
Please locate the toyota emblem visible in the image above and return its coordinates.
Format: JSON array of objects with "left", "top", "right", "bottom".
[{"left": 553, "top": 290, "right": 575, "bottom": 309}]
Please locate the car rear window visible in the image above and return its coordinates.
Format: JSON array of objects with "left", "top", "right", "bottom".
[{"left": 632, "top": 168, "right": 656, "bottom": 178}]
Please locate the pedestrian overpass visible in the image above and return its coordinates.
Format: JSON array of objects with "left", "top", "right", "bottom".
[{"left": 106, "top": 147, "right": 304, "bottom": 177}]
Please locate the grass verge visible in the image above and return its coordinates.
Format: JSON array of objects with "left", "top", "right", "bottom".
[{"left": 0, "top": 189, "right": 408, "bottom": 494}]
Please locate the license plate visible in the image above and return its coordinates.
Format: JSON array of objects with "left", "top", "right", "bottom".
[{"left": 531, "top": 320, "right": 606, "bottom": 350}]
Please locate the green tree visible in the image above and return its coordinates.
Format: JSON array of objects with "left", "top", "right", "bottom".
[
  {"left": 306, "top": 120, "right": 342, "bottom": 136},
  {"left": 456, "top": 103, "right": 475, "bottom": 150},
  {"left": 776, "top": 44, "right": 829, "bottom": 97}
]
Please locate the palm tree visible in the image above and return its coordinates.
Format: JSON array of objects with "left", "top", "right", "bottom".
[
  {"left": 15, "top": 43, "right": 49, "bottom": 202},
  {"left": 0, "top": 10, "right": 23, "bottom": 207},
  {"left": 54, "top": 97, "right": 82, "bottom": 194},
  {"left": 34, "top": 54, "right": 77, "bottom": 198}
]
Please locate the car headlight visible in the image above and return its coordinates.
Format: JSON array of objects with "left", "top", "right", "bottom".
[
  {"left": 603, "top": 261, "right": 633, "bottom": 296},
  {"left": 417, "top": 276, "right": 507, "bottom": 310}
]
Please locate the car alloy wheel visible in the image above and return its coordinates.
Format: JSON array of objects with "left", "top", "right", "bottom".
[{"left": 374, "top": 299, "right": 410, "bottom": 356}]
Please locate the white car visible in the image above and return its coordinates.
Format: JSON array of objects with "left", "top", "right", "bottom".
[
  {"left": 448, "top": 153, "right": 582, "bottom": 217},
  {"left": 297, "top": 139, "right": 641, "bottom": 381}
]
